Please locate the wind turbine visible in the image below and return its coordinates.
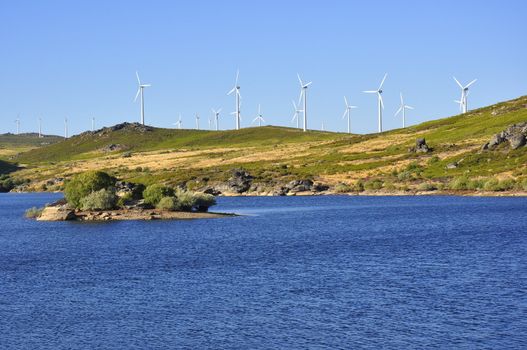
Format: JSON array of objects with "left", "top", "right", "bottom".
[
  {"left": 297, "top": 74, "right": 312, "bottom": 132},
  {"left": 227, "top": 70, "right": 241, "bottom": 130},
  {"left": 134, "top": 71, "right": 151, "bottom": 125},
  {"left": 291, "top": 100, "right": 302, "bottom": 129},
  {"left": 195, "top": 113, "right": 200, "bottom": 130},
  {"left": 211, "top": 108, "right": 221, "bottom": 131},
  {"left": 394, "top": 93, "right": 414, "bottom": 128},
  {"left": 64, "top": 117, "right": 68, "bottom": 139},
  {"left": 342, "top": 96, "right": 357, "bottom": 134},
  {"left": 364, "top": 73, "right": 387, "bottom": 133},
  {"left": 38, "top": 117, "right": 42, "bottom": 138},
  {"left": 91, "top": 117, "right": 95, "bottom": 132},
  {"left": 252, "top": 104, "right": 265, "bottom": 127},
  {"left": 174, "top": 114, "right": 183, "bottom": 129},
  {"left": 321, "top": 121, "right": 325, "bottom": 131},
  {"left": 15, "top": 115, "right": 20, "bottom": 135},
  {"left": 453, "top": 77, "right": 477, "bottom": 114}
]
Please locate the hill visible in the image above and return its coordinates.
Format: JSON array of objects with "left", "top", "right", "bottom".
[
  {"left": 6, "top": 95, "right": 527, "bottom": 194},
  {"left": 0, "top": 133, "right": 63, "bottom": 159}
]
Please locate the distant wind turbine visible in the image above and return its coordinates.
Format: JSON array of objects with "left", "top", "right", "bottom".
[
  {"left": 453, "top": 77, "right": 477, "bottom": 114},
  {"left": 91, "top": 117, "right": 95, "bottom": 132},
  {"left": 342, "top": 96, "right": 357, "bottom": 134},
  {"left": 291, "top": 100, "right": 302, "bottom": 129},
  {"left": 15, "top": 115, "right": 20, "bottom": 135},
  {"left": 195, "top": 113, "right": 200, "bottom": 130},
  {"left": 134, "top": 71, "right": 151, "bottom": 125},
  {"left": 252, "top": 104, "right": 265, "bottom": 127},
  {"left": 211, "top": 108, "right": 222, "bottom": 131},
  {"left": 227, "top": 70, "right": 241, "bottom": 130},
  {"left": 174, "top": 114, "right": 183, "bottom": 129},
  {"left": 297, "top": 74, "right": 312, "bottom": 132},
  {"left": 38, "top": 117, "right": 42, "bottom": 138},
  {"left": 364, "top": 73, "right": 388, "bottom": 132},
  {"left": 394, "top": 93, "right": 414, "bottom": 128},
  {"left": 321, "top": 121, "right": 325, "bottom": 131},
  {"left": 64, "top": 117, "right": 68, "bottom": 139}
]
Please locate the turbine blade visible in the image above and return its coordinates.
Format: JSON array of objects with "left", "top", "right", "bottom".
[
  {"left": 134, "top": 88, "right": 141, "bottom": 102},
  {"left": 305, "top": 82, "right": 313, "bottom": 87},
  {"left": 465, "top": 79, "right": 477, "bottom": 88},
  {"left": 406, "top": 105, "right": 414, "bottom": 110},
  {"left": 297, "top": 73, "right": 303, "bottom": 86},
  {"left": 217, "top": 108, "right": 222, "bottom": 113},
  {"left": 342, "top": 110, "right": 348, "bottom": 119},
  {"left": 395, "top": 106, "right": 402, "bottom": 117},
  {"left": 235, "top": 69, "right": 239, "bottom": 86},
  {"left": 142, "top": 84, "right": 151, "bottom": 87},
  {"left": 227, "top": 87, "right": 236, "bottom": 95},
  {"left": 344, "top": 96, "right": 349, "bottom": 107},
  {"left": 453, "top": 76, "right": 463, "bottom": 89},
  {"left": 363, "top": 90, "right": 377, "bottom": 93},
  {"left": 136, "top": 71, "right": 141, "bottom": 85},
  {"left": 378, "top": 73, "right": 388, "bottom": 90},
  {"left": 292, "top": 100, "right": 297, "bottom": 109},
  {"left": 400, "top": 92, "right": 404, "bottom": 105}
]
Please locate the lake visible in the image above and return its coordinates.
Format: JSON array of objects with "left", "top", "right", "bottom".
[{"left": 0, "top": 193, "right": 526, "bottom": 349}]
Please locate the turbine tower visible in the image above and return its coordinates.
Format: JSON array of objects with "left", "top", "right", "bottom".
[
  {"left": 297, "top": 74, "right": 312, "bottom": 132},
  {"left": 211, "top": 108, "right": 222, "bottom": 131},
  {"left": 64, "top": 117, "right": 68, "bottom": 139},
  {"left": 394, "top": 93, "right": 414, "bottom": 128},
  {"left": 134, "top": 71, "right": 151, "bottom": 125},
  {"left": 227, "top": 70, "right": 241, "bottom": 130},
  {"left": 342, "top": 96, "right": 357, "bottom": 134},
  {"left": 38, "top": 117, "right": 42, "bottom": 138},
  {"left": 15, "top": 115, "right": 20, "bottom": 135},
  {"left": 364, "top": 73, "right": 387, "bottom": 133},
  {"left": 195, "top": 113, "right": 200, "bottom": 130},
  {"left": 291, "top": 100, "right": 302, "bottom": 129},
  {"left": 91, "top": 117, "right": 95, "bottom": 132},
  {"left": 453, "top": 77, "right": 477, "bottom": 114},
  {"left": 252, "top": 104, "right": 265, "bottom": 127}
]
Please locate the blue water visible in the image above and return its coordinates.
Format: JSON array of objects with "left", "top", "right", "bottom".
[{"left": 0, "top": 194, "right": 526, "bottom": 349}]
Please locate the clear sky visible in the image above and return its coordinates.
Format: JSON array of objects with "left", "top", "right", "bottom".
[{"left": 1, "top": 0, "right": 526, "bottom": 136}]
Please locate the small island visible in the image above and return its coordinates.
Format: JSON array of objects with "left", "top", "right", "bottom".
[{"left": 26, "top": 170, "right": 233, "bottom": 221}]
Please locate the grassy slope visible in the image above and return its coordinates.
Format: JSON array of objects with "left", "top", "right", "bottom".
[
  {"left": 8, "top": 95, "right": 527, "bottom": 191},
  {"left": 0, "top": 133, "right": 63, "bottom": 160}
]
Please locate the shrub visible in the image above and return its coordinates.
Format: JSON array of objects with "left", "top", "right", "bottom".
[
  {"left": 397, "top": 171, "right": 413, "bottom": 181},
  {"left": 117, "top": 192, "right": 133, "bottom": 208},
  {"left": 521, "top": 178, "right": 527, "bottom": 191},
  {"left": 175, "top": 188, "right": 196, "bottom": 211},
  {"left": 25, "top": 207, "right": 44, "bottom": 218},
  {"left": 499, "top": 179, "right": 516, "bottom": 191},
  {"left": 143, "top": 184, "right": 174, "bottom": 206},
  {"left": 156, "top": 196, "right": 179, "bottom": 211},
  {"left": 417, "top": 182, "right": 437, "bottom": 191},
  {"left": 334, "top": 182, "right": 352, "bottom": 193},
  {"left": 427, "top": 156, "right": 440, "bottom": 165},
  {"left": 449, "top": 176, "right": 470, "bottom": 190},
  {"left": 64, "top": 171, "right": 116, "bottom": 208},
  {"left": 193, "top": 193, "right": 216, "bottom": 212},
  {"left": 353, "top": 179, "right": 365, "bottom": 192},
  {"left": 79, "top": 189, "right": 117, "bottom": 211},
  {"left": 466, "top": 179, "right": 485, "bottom": 191},
  {"left": 364, "top": 179, "right": 383, "bottom": 191},
  {"left": 483, "top": 178, "right": 500, "bottom": 191}
]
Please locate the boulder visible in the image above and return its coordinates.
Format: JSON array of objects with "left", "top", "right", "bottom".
[
  {"left": 37, "top": 206, "right": 76, "bottom": 221},
  {"left": 446, "top": 162, "right": 458, "bottom": 169},
  {"left": 223, "top": 169, "right": 253, "bottom": 193},
  {"left": 415, "top": 138, "right": 431, "bottom": 153},
  {"left": 313, "top": 183, "right": 330, "bottom": 192},
  {"left": 485, "top": 122, "right": 527, "bottom": 150},
  {"left": 286, "top": 179, "right": 314, "bottom": 193},
  {"left": 509, "top": 134, "right": 526, "bottom": 150},
  {"left": 203, "top": 187, "right": 222, "bottom": 196}
]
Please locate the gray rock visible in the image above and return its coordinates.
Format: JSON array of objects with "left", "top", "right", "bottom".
[
  {"left": 221, "top": 169, "right": 253, "bottom": 193},
  {"left": 286, "top": 179, "right": 314, "bottom": 193},
  {"left": 313, "top": 183, "right": 330, "bottom": 192},
  {"left": 446, "top": 162, "right": 458, "bottom": 169},
  {"left": 509, "top": 134, "right": 526, "bottom": 149},
  {"left": 415, "top": 138, "right": 431, "bottom": 153}
]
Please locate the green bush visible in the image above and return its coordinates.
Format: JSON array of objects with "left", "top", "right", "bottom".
[
  {"left": 193, "top": 193, "right": 217, "bottom": 212},
  {"left": 397, "top": 170, "right": 413, "bottom": 181},
  {"left": 143, "top": 184, "right": 174, "bottom": 206},
  {"left": 25, "top": 207, "right": 44, "bottom": 218},
  {"left": 334, "top": 183, "right": 352, "bottom": 193},
  {"left": 364, "top": 179, "right": 383, "bottom": 190},
  {"left": 521, "top": 178, "right": 527, "bottom": 191},
  {"left": 156, "top": 196, "right": 179, "bottom": 211},
  {"left": 79, "top": 189, "right": 117, "bottom": 211},
  {"left": 117, "top": 192, "right": 133, "bottom": 208},
  {"left": 353, "top": 179, "right": 365, "bottom": 192},
  {"left": 64, "top": 171, "right": 116, "bottom": 208},
  {"left": 466, "top": 179, "right": 485, "bottom": 191},
  {"left": 449, "top": 176, "right": 470, "bottom": 190},
  {"left": 417, "top": 182, "right": 437, "bottom": 191},
  {"left": 175, "top": 188, "right": 196, "bottom": 211}
]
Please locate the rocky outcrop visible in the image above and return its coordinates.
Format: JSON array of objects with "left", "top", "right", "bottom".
[
  {"left": 408, "top": 138, "right": 431, "bottom": 153},
  {"left": 286, "top": 179, "right": 314, "bottom": 193},
  {"left": 37, "top": 206, "right": 76, "bottom": 221},
  {"left": 218, "top": 169, "right": 253, "bottom": 194},
  {"left": 483, "top": 122, "right": 527, "bottom": 150}
]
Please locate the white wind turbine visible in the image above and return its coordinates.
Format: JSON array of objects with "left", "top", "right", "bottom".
[
  {"left": 195, "top": 113, "right": 200, "bottom": 130},
  {"left": 342, "top": 96, "right": 357, "bottom": 134},
  {"left": 364, "top": 73, "right": 388, "bottom": 133},
  {"left": 252, "top": 104, "right": 265, "bottom": 127},
  {"left": 91, "top": 117, "right": 95, "bottom": 132},
  {"left": 64, "top": 117, "right": 68, "bottom": 139},
  {"left": 227, "top": 70, "right": 241, "bottom": 130},
  {"left": 211, "top": 108, "right": 222, "bottom": 131},
  {"left": 394, "top": 93, "right": 414, "bottom": 128},
  {"left": 134, "top": 71, "right": 151, "bottom": 125},
  {"left": 38, "top": 117, "right": 42, "bottom": 138},
  {"left": 15, "top": 115, "right": 20, "bottom": 135},
  {"left": 453, "top": 77, "right": 477, "bottom": 114},
  {"left": 297, "top": 74, "right": 312, "bottom": 132},
  {"left": 291, "top": 100, "right": 302, "bottom": 129},
  {"left": 174, "top": 114, "right": 183, "bottom": 129}
]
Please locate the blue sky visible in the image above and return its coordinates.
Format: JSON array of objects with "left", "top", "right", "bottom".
[{"left": 1, "top": 0, "right": 525, "bottom": 136}]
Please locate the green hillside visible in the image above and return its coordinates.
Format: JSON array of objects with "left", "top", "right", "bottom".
[{"left": 5, "top": 95, "right": 527, "bottom": 194}]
